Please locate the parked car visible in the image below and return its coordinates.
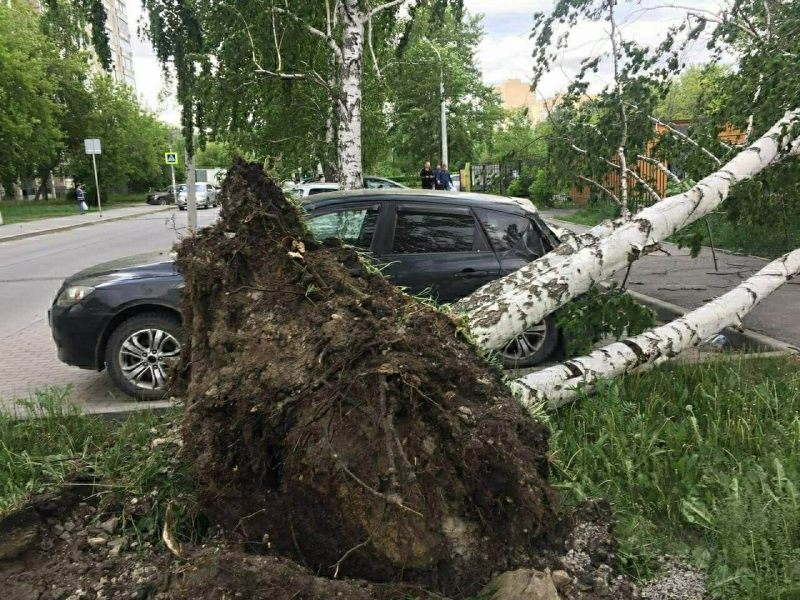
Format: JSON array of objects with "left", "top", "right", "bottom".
[
  {"left": 176, "top": 183, "right": 218, "bottom": 210},
  {"left": 49, "top": 190, "right": 561, "bottom": 400},
  {"left": 287, "top": 176, "right": 407, "bottom": 198},
  {"left": 450, "top": 173, "right": 461, "bottom": 192},
  {"left": 146, "top": 185, "right": 180, "bottom": 205}
]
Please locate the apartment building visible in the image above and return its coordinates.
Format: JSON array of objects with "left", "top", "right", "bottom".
[
  {"left": 103, "top": 0, "right": 136, "bottom": 90},
  {"left": 28, "top": 0, "right": 136, "bottom": 90},
  {"left": 493, "top": 78, "right": 558, "bottom": 125}
]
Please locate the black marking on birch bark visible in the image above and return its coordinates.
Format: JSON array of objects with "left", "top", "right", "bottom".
[
  {"left": 564, "top": 362, "right": 582, "bottom": 378},
  {"left": 621, "top": 340, "right": 648, "bottom": 365}
]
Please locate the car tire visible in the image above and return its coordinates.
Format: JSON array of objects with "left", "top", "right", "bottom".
[
  {"left": 499, "top": 316, "right": 559, "bottom": 369},
  {"left": 158, "top": 197, "right": 167, "bottom": 205},
  {"left": 105, "top": 313, "right": 183, "bottom": 401},
  {"left": 178, "top": 206, "right": 185, "bottom": 211}
]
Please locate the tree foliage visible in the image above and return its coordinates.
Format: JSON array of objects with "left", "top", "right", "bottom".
[
  {"left": 67, "top": 77, "right": 173, "bottom": 197},
  {"left": 383, "top": 6, "right": 502, "bottom": 173},
  {"left": 532, "top": 0, "right": 799, "bottom": 234},
  {"left": 139, "top": 0, "right": 482, "bottom": 183},
  {"left": 0, "top": 1, "right": 62, "bottom": 189}
]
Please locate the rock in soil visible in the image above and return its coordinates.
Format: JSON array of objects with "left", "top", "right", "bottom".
[
  {"left": 174, "top": 159, "right": 558, "bottom": 595},
  {"left": 481, "top": 568, "right": 560, "bottom": 599}
]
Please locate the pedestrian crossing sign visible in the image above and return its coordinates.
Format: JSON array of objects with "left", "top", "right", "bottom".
[{"left": 165, "top": 152, "right": 179, "bottom": 165}]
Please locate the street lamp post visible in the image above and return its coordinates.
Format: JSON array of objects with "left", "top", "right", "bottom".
[{"left": 423, "top": 38, "right": 448, "bottom": 167}]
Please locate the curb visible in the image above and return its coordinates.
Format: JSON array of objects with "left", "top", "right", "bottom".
[
  {"left": 542, "top": 216, "right": 798, "bottom": 354},
  {"left": 0, "top": 206, "right": 174, "bottom": 245},
  {"left": 627, "top": 289, "right": 799, "bottom": 354}
]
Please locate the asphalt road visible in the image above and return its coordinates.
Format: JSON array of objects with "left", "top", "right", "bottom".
[{"left": 0, "top": 208, "right": 220, "bottom": 413}]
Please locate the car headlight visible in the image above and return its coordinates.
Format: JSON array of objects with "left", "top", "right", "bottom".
[{"left": 56, "top": 286, "right": 95, "bottom": 307}]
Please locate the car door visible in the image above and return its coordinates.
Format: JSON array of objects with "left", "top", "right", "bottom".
[
  {"left": 206, "top": 184, "right": 216, "bottom": 203},
  {"left": 475, "top": 208, "right": 549, "bottom": 276},
  {"left": 378, "top": 203, "right": 500, "bottom": 302}
]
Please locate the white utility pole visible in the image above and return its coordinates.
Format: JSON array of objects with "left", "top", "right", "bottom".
[
  {"left": 186, "top": 152, "right": 197, "bottom": 233},
  {"left": 91, "top": 152, "right": 103, "bottom": 217},
  {"left": 423, "top": 37, "right": 448, "bottom": 167}
]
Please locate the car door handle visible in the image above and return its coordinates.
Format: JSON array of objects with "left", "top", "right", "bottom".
[{"left": 455, "top": 269, "right": 489, "bottom": 279}]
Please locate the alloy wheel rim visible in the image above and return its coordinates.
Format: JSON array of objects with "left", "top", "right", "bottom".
[
  {"left": 118, "top": 328, "right": 180, "bottom": 390},
  {"left": 500, "top": 322, "right": 548, "bottom": 362}
]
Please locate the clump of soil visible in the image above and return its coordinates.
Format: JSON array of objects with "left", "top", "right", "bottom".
[{"left": 174, "top": 159, "right": 557, "bottom": 595}]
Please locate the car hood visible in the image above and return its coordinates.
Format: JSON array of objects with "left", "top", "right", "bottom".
[{"left": 64, "top": 251, "right": 178, "bottom": 286}]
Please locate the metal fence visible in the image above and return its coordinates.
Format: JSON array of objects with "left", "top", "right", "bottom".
[{"left": 469, "top": 162, "right": 521, "bottom": 194}]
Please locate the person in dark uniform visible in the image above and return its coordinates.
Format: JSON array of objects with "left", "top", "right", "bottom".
[{"left": 420, "top": 161, "right": 436, "bottom": 189}]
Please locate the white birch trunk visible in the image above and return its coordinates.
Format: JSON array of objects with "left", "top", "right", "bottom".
[
  {"left": 336, "top": 0, "right": 366, "bottom": 190},
  {"left": 512, "top": 247, "right": 800, "bottom": 409},
  {"left": 461, "top": 110, "right": 800, "bottom": 351}
]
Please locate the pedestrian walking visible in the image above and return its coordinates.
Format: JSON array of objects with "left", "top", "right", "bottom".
[
  {"left": 435, "top": 162, "right": 453, "bottom": 191},
  {"left": 76, "top": 184, "right": 88, "bottom": 215},
  {"left": 420, "top": 161, "right": 436, "bottom": 189}
]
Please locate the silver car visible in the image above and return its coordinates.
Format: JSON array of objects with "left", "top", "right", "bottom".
[{"left": 177, "top": 183, "right": 219, "bottom": 210}]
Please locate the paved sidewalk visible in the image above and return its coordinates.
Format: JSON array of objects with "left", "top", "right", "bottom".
[
  {"left": 0, "top": 204, "right": 172, "bottom": 243},
  {"left": 539, "top": 210, "right": 800, "bottom": 348},
  {"left": 0, "top": 317, "right": 177, "bottom": 416}
]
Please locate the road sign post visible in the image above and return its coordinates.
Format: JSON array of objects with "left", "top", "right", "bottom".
[{"left": 84, "top": 139, "right": 103, "bottom": 217}]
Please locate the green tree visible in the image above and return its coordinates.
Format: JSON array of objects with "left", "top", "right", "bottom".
[
  {"left": 141, "top": 0, "right": 465, "bottom": 187},
  {"left": 384, "top": 7, "right": 502, "bottom": 173},
  {"left": 0, "top": 1, "right": 62, "bottom": 191},
  {"left": 66, "top": 77, "right": 172, "bottom": 200},
  {"left": 655, "top": 64, "right": 731, "bottom": 121},
  {"left": 194, "top": 142, "right": 235, "bottom": 169}
]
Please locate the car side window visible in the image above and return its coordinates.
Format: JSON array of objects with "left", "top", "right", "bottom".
[
  {"left": 392, "top": 211, "right": 476, "bottom": 254},
  {"left": 481, "top": 211, "right": 531, "bottom": 253},
  {"left": 365, "top": 179, "right": 385, "bottom": 189},
  {"left": 207, "top": 185, "right": 214, "bottom": 192},
  {"left": 306, "top": 207, "right": 380, "bottom": 249},
  {"left": 308, "top": 188, "right": 330, "bottom": 196}
]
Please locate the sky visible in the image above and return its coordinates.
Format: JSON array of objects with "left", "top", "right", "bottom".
[{"left": 127, "top": 0, "right": 717, "bottom": 126}]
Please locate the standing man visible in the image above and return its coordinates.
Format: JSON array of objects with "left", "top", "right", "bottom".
[
  {"left": 420, "top": 161, "right": 435, "bottom": 189},
  {"left": 436, "top": 162, "right": 453, "bottom": 191},
  {"left": 75, "top": 183, "right": 87, "bottom": 215}
]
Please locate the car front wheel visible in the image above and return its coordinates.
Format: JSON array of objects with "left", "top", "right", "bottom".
[
  {"left": 499, "top": 316, "right": 559, "bottom": 369},
  {"left": 105, "top": 313, "right": 183, "bottom": 401}
]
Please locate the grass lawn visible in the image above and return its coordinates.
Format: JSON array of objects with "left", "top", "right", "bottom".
[
  {"left": 549, "top": 355, "right": 800, "bottom": 599},
  {"left": 0, "top": 194, "right": 144, "bottom": 225},
  {"left": 555, "top": 203, "right": 619, "bottom": 227},
  {"left": 0, "top": 387, "right": 196, "bottom": 543}
]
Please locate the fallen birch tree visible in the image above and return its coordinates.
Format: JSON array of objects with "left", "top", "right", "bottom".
[
  {"left": 511, "top": 246, "right": 800, "bottom": 409},
  {"left": 459, "top": 110, "right": 800, "bottom": 352}
]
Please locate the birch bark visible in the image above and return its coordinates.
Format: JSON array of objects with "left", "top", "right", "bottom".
[
  {"left": 512, "top": 247, "right": 800, "bottom": 409},
  {"left": 336, "top": 0, "right": 366, "bottom": 190}
]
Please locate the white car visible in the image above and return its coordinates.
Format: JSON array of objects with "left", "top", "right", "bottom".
[
  {"left": 177, "top": 183, "right": 219, "bottom": 210},
  {"left": 286, "top": 176, "right": 407, "bottom": 199}
]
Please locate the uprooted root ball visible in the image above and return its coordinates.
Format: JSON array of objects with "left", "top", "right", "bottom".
[{"left": 175, "top": 159, "right": 558, "bottom": 596}]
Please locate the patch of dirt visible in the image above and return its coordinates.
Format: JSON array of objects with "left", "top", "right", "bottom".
[
  {"left": 174, "top": 159, "right": 558, "bottom": 596},
  {"left": 0, "top": 490, "right": 421, "bottom": 600}
]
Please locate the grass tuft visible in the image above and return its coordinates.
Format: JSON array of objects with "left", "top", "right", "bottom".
[
  {"left": 0, "top": 388, "right": 198, "bottom": 544},
  {"left": 550, "top": 355, "right": 800, "bottom": 598}
]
